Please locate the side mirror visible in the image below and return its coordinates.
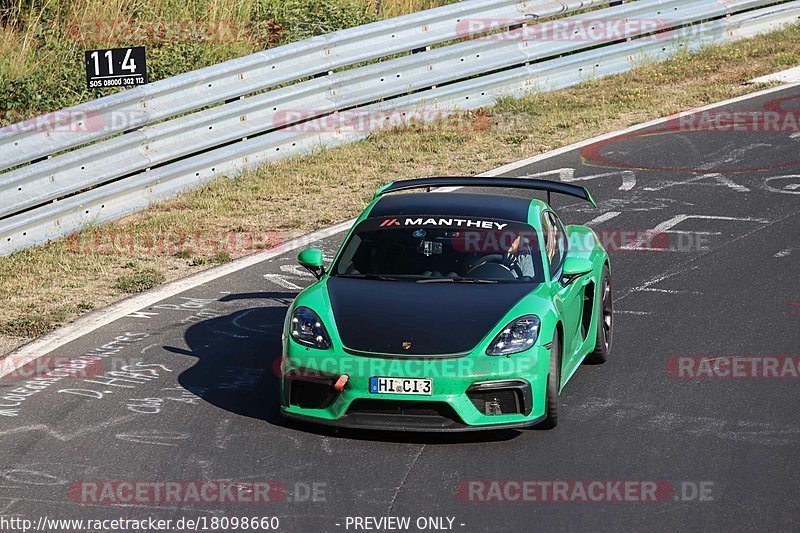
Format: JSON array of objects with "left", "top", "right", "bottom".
[
  {"left": 560, "top": 256, "right": 593, "bottom": 285},
  {"left": 298, "top": 248, "right": 325, "bottom": 280}
]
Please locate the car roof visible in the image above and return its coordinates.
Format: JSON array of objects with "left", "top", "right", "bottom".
[{"left": 366, "top": 192, "right": 547, "bottom": 224}]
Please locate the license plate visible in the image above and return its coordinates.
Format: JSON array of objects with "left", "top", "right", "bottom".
[{"left": 369, "top": 377, "right": 432, "bottom": 395}]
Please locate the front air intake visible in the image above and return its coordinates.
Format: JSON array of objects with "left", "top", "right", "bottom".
[{"left": 466, "top": 380, "right": 532, "bottom": 416}]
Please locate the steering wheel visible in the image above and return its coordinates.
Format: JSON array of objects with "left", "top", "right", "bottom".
[
  {"left": 465, "top": 261, "right": 516, "bottom": 280},
  {"left": 467, "top": 253, "right": 520, "bottom": 278}
]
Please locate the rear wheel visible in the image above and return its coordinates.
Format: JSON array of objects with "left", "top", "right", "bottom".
[
  {"left": 536, "top": 332, "right": 561, "bottom": 429},
  {"left": 586, "top": 266, "right": 612, "bottom": 364}
]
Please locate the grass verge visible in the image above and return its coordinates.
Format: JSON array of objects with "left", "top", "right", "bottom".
[{"left": 0, "top": 24, "right": 799, "bottom": 355}]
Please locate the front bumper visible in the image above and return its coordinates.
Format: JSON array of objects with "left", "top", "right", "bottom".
[
  {"left": 282, "top": 408, "right": 545, "bottom": 432},
  {"left": 279, "top": 344, "right": 549, "bottom": 432}
]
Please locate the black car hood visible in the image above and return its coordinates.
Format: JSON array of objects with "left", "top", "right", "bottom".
[{"left": 326, "top": 277, "right": 533, "bottom": 355}]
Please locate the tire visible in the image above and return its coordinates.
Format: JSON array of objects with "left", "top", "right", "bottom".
[
  {"left": 536, "top": 331, "right": 561, "bottom": 429},
  {"left": 586, "top": 265, "right": 612, "bottom": 364}
]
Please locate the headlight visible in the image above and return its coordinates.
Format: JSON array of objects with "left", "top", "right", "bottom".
[
  {"left": 290, "top": 306, "right": 331, "bottom": 349},
  {"left": 486, "top": 315, "right": 540, "bottom": 356}
]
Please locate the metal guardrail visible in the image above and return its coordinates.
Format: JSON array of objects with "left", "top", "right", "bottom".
[
  {"left": 0, "top": 0, "right": 695, "bottom": 220},
  {"left": 0, "top": 0, "right": 608, "bottom": 172},
  {"left": 1, "top": 0, "right": 799, "bottom": 255}
]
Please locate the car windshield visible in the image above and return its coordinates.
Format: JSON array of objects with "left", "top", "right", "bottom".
[{"left": 331, "top": 216, "right": 544, "bottom": 283}]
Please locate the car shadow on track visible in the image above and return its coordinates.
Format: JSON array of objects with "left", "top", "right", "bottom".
[{"left": 170, "top": 292, "right": 524, "bottom": 445}]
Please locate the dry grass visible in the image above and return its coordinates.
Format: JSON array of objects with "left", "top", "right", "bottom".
[
  {"left": 0, "top": 0, "right": 452, "bottom": 76},
  {"left": 0, "top": 0, "right": 452, "bottom": 122},
  {"left": 367, "top": 0, "right": 458, "bottom": 18},
  {"left": 1, "top": 24, "right": 799, "bottom": 354}
]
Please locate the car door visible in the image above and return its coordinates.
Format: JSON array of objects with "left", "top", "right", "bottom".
[{"left": 544, "top": 211, "right": 584, "bottom": 379}]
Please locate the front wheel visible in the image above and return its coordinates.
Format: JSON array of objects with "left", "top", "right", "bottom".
[
  {"left": 586, "top": 265, "right": 612, "bottom": 364},
  {"left": 536, "top": 332, "right": 561, "bottom": 429}
]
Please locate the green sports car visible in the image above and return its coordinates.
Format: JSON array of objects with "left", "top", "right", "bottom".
[{"left": 280, "top": 177, "right": 612, "bottom": 431}]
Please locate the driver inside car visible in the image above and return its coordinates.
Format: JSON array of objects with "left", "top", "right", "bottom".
[{"left": 507, "top": 234, "right": 536, "bottom": 279}]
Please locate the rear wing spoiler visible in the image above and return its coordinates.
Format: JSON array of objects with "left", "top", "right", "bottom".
[{"left": 374, "top": 176, "right": 597, "bottom": 207}]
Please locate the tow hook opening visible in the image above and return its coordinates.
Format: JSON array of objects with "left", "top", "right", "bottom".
[{"left": 334, "top": 374, "right": 349, "bottom": 392}]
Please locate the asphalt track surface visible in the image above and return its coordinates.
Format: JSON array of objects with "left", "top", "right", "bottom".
[{"left": 1, "top": 85, "right": 799, "bottom": 533}]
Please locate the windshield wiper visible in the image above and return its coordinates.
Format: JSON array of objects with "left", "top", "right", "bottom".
[
  {"left": 416, "top": 277, "right": 498, "bottom": 284},
  {"left": 339, "top": 274, "right": 500, "bottom": 283},
  {"left": 337, "top": 274, "right": 409, "bottom": 281}
]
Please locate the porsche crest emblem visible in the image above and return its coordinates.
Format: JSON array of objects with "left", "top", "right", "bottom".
[{"left": 402, "top": 341, "right": 412, "bottom": 350}]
